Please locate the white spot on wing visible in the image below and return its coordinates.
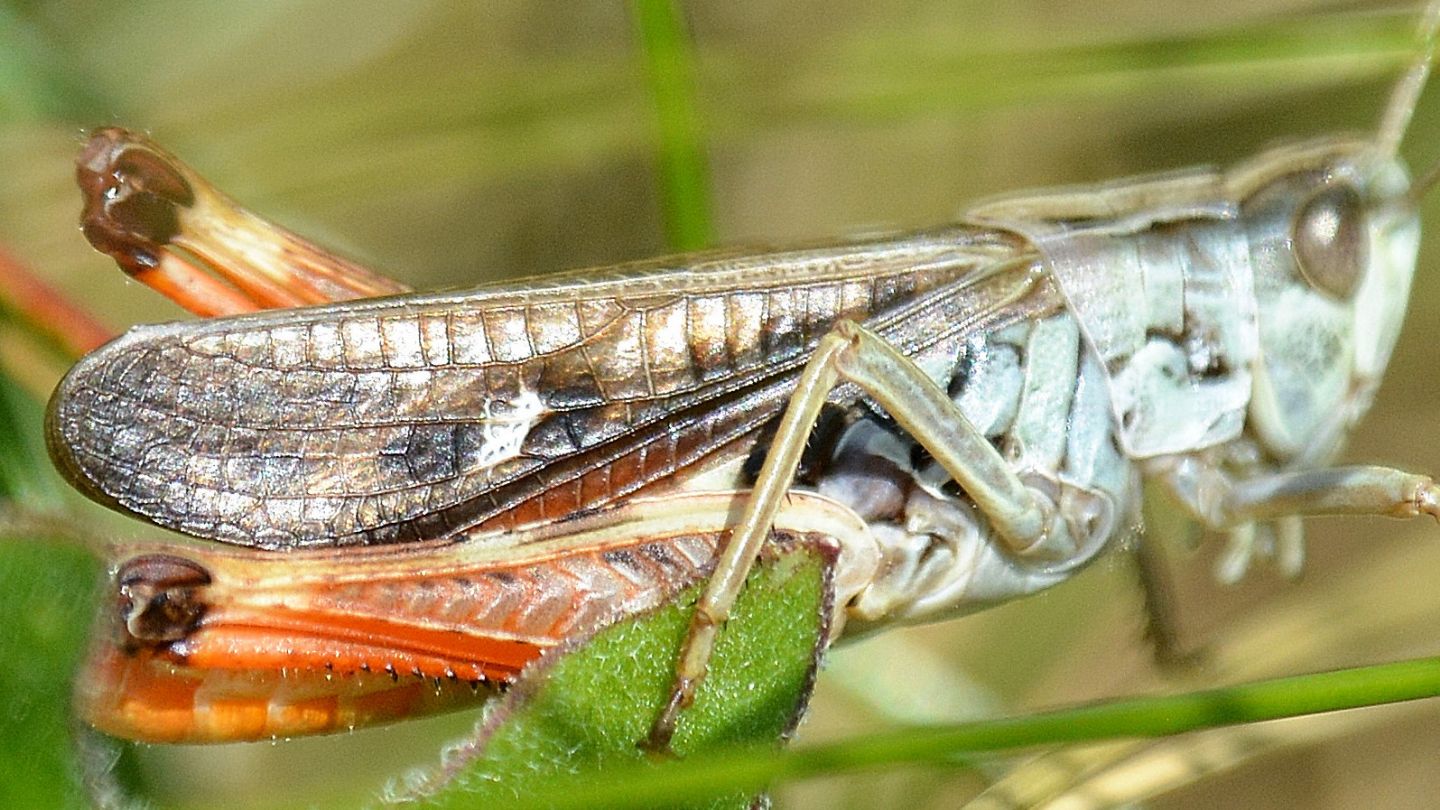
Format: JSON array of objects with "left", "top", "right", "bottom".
[{"left": 476, "top": 388, "right": 548, "bottom": 469}]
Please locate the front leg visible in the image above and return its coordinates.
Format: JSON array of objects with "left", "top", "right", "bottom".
[{"left": 1152, "top": 455, "right": 1440, "bottom": 582}]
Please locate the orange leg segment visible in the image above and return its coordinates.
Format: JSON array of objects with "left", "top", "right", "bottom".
[{"left": 76, "top": 128, "right": 411, "bottom": 317}]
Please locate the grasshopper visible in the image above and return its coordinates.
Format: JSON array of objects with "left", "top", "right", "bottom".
[{"left": 45, "top": 2, "right": 1440, "bottom": 758}]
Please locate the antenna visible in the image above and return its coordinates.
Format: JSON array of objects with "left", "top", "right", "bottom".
[{"left": 1376, "top": 0, "right": 1440, "bottom": 160}]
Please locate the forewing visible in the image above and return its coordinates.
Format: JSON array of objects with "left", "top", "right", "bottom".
[{"left": 48, "top": 226, "right": 1051, "bottom": 548}]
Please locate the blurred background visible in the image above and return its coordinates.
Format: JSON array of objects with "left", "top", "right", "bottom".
[{"left": 3, "top": 1, "right": 1440, "bottom": 807}]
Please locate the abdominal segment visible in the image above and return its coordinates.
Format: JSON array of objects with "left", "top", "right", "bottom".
[{"left": 77, "top": 530, "right": 724, "bottom": 743}]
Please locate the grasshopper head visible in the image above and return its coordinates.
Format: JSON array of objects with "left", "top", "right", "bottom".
[
  {"left": 1231, "top": 140, "right": 1421, "bottom": 464},
  {"left": 1237, "top": 3, "right": 1438, "bottom": 465}
]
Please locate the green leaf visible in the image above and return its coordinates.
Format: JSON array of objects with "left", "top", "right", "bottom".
[
  {"left": 0, "top": 370, "right": 102, "bottom": 807},
  {"left": 481, "top": 652, "right": 1440, "bottom": 809},
  {"left": 409, "top": 540, "right": 834, "bottom": 809},
  {"left": 0, "top": 539, "right": 102, "bottom": 808}
]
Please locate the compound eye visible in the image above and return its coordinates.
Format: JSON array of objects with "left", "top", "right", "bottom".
[{"left": 1292, "top": 183, "right": 1368, "bottom": 300}]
